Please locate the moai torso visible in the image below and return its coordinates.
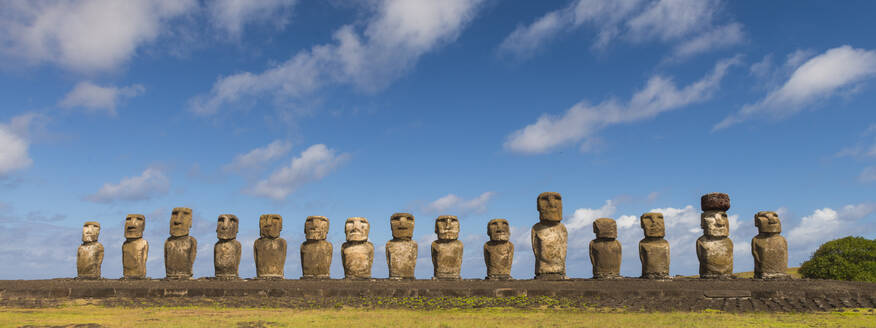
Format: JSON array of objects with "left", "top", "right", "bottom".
[
  {"left": 77, "top": 221, "right": 103, "bottom": 279},
  {"left": 484, "top": 218, "right": 513, "bottom": 280},
  {"left": 254, "top": 214, "right": 286, "bottom": 279},
  {"left": 214, "top": 240, "right": 241, "bottom": 278},
  {"left": 122, "top": 238, "right": 149, "bottom": 279},
  {"left": 342, "top": 241, "right": 374, "bottom": 279},
  {"left": 697, "top": 193, "right": 733, "bottom": 279},
  {"left": 301, "top": 216, "right": 332, "bottom": 279},
  {"left": 342, "top": 217, "right": 373, "bottom": 279},
  {"left": 532, "top": 192, "right": 567, "bottom": 279},
  {"left": 431, "top": 240, "right": 463, "bottom": 279},
  {"left": 386, "top": 213, "right": 417, "bottom": 279},
  {"left": 639, "top": 212, "right": 670, "bottom": 279},
  {"left": 165, "top": 207, "right": 196, "bottom": 279},
  {"left": 639, "top": 239, "right": 670, "bottom": 278},
  {"left": 752, "top": 211, "right": 789, "bottom": 279},
  {"left": 589, "top": 218, "right": 621, "bottom": 279},
  {"left": 122, "top": 214, "right": 148, "bottom": 279},
  {"left": 386, "top": 239, "right": 417, "bottom": 279},
  {"left": 215, "top": 214, "right": 241, "bottom": 279}
]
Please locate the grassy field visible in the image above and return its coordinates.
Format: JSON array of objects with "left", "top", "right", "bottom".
[{"left": 1, "top": 305, "right": 874, "bottom": 328}]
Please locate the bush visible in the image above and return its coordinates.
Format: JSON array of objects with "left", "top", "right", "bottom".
[{"left": 798, "top": 236, "right": 876, "bottom": 282}]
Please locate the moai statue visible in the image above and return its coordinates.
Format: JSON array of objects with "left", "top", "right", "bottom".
[
  {"left": 342, "top": 217, "right": 374, "bottom": 279},
  {"left": 532, "top": 192, "right": 567, "bottom": 280},
  {"left": 386, "top": 213, "right": 417, "bottom": 280},
  {"left": 254, "top": 214, "right": 286, "bottom": 279},
  {"left": 484, "top": 218, "right": 513, "bottom": 280},
  {"left": 696, "top": 192, "right": 734, "bottom": 279},
  {"left": 639, "top": 212, "right": 670, "bottom": 279},
  {"left": 590, "top": 218, "right": 621, "bottom": 279},
  {"left": 165, "top": 207, "right": 197, "bottom": 279},
  {"left": 431, "top": 215, "right": 463, "bottom": 280},
  {"left": 122, "top": 214, "right": 148, "bottom": 279},
  {"left": 214, "top": 214, "right": 241, "bottom": 279},
  {"left": 77, "top": 221, "right": 104, "bottom": 279},
  {"left": 301, "top": 216, "right": 332, "bottom": 279},
  {"left": 752, "top": 211, "right": 789, "bottom": 279}
]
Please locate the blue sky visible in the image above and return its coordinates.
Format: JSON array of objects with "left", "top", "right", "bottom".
[{"left": 1, "top": 0, "right": 875, "bottom": 279}]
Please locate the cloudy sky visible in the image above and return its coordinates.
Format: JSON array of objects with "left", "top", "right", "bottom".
[{"left": 1, "top": 0, "right": 875, "bottom": 280}]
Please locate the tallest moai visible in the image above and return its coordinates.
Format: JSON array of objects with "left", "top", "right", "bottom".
[
  {"left": 532, "top": 192, "right": 568, "bottom": 280},
  {"left": 696, "top": 192, "right": 734, "bottom": 279}
]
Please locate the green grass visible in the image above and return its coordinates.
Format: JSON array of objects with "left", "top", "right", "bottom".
[{"left": 0, "top": 305, "right": 873, "bottom": 328}]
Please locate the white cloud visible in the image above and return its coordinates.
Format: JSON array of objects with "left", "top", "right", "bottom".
[
  {"left": 860, "top": 166, "right": 876, "bottom": 183},
  {"left": 247, "top": 144, "right": 349, "bottom": 200},
  {"left": 207, "top": 0, "right": 297, "bottom": 38},
  {"left": 86, "top": 167, "right": 170, "bottom": 203},
  {"left": 223, "top": 139, "right": 292, "bottom": 173},
  {"left": 190, "top": 0, "right": 485, "bottom": 116},
  {"left": 59, "top": 81, "right": 145, "bottom": 115},
  {"left": 787, "top": 204, "right": 876, "bottom": 257},
  {"left": 497, "top": 0, "right": 740, "bottom": 60},
  {"left": 505, "top": 56, "right": 739, "bottom": 154},
  {"left": 715, "top": 45, "right": 876, "bottom": 130},
  {"left": 567, "top": 199, "right": 617, "bottom": 231},
  {"left": 0, "top": 0, "right": 198, "bottom": 73},
  {"left": 672, "top": 23, "right": 743, "bottom": 59},
  {"left": 425, "top": 192, "right": 495, "bottom": 215},
  {"left": 0, "top": 121, "right": 32, "bottom": 177}
]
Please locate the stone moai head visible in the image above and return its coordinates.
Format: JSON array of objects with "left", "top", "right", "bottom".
[
  {"left": 640, "top": 212, "right": 665, "bottom": 238},
  {"left": 82, "top": 221, "right": 100, "bottom": 243},
  {"left": 169, "top": 207, "right": 193, "bottom": 237},
  {"left": 487, "top": 218, "right": 510, "bottom": 242},
  {"left": 537, "top": 192, "right": 563, "bottom": 222},
  {"left": 345, "top": 217, "right": 369, "bottom": 242},
  {"left": 304, "top": 216, "right": 329, "bottom": 241},
  {"left": 216, "top": 214, "right": 239, "bottom": 240},
  {"left": 754, "top": 211, "right": 781, "bottom": 234},
  {"left": 435, "top": 215, "right": 460, "bottom": 241},
  {"left": 390, "top": 213, "right": 414, "bottom": 239},
  {"left": 259, "top": 214, "right": 283, "bottom": 238},
  {"left": 701, "top": 192, "right": 730, "bottom": 238},
  {"left": 124, "top": 214, "right": 145, "bottom": 239},
  {"left": 593, "top": 218, "right": 617, "bottom": 239}
]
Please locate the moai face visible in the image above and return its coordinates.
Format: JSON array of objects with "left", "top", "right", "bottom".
[
  {"left": 305, "top": 216, "right": 329, "bottom": 240},
  {"left": 82, "top": 221, "right": 100, "bottom": 243},
  {"left": 217, "top": 214, "right": 239, "bottom": 240},
  {"left": 345, "top": 217, "right": 370, "bottom": 242},
  {"left": 259, "top": 214, "right": 283, "bottom": 238},
  {"left": 124, "top": 214, "right": 145, "bottom": 239},
  {"left": 169, "top": 207, "right": 193, "bottom": 237},
  {"left": 593, "top": 218, "right": 617, "bottom": 239},
  {"left": 537, "top": 192, "right": 563, "bottom": 222},
  {"left": 390, "top": 213, "right": 414, "bottom": 239},
  {"left": 640, "top": 212, "right": 665, "bottom": 238},
  {"left": 435, "top": 215, "right": 460, "bottom": 240},
  {"left": 701, "top": 211, "right": 729, "bottom": 237},
  {"left": 487, "top": 219, "right": 510, "bottom": 242},
  {"left": 754, "top": 211, "right": 781, "bottom": 234}
]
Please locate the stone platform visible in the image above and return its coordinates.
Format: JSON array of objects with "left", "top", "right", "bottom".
[{"left": 1, "top": 279, "right": 875, "bottom": 312}]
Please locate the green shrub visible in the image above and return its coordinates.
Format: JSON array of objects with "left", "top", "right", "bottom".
[{"left": 798, "top": 236, "right": 876, "bottom": 282}]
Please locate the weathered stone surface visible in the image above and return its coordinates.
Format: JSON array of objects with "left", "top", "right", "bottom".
[
  {"left": 165, "top": 207, "right": 196, "bottom": 280},
  {"left": 386, "top": 213, "right": 416, "bottom": 280},
  {"left": 122, "top": 214, "right": 148, "bottom": 279},
  {"left": 342, "top": 217, "right": 373, "bottom": 279},
  {"left": 752, "top": 211, "right": 789, "bottom": 279},
  {"left": 484, "top": 218, "right": 513, "bottom": 280},
  {"left": 639, "top": 212, "right": 670, "bottom": 279},
  {"left": 254, "top": 214, "right": 286, "bottom": 279},
  {"left": 590, "top": 218, "right": 621, "bottom": 279},
  {"left": 532, "top": 192, "right": 567, "bottom": 280},
  {"left": 432, "top": 215, "right": 462, "bottom": 280},
  {"left": 214, "top": 214, "right": 241, "bottom": 279},
  {"left": 77, "top": 221, "right": 103, "bottom": 279},
  {"left": 701, "top": 192, "right": 730, "bottom": 212},
  {"left": 301, "top": 216, "right": 332, "bottom": 279}
]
